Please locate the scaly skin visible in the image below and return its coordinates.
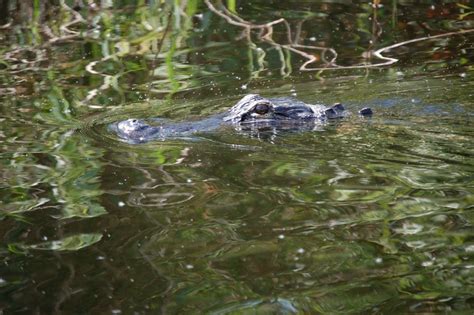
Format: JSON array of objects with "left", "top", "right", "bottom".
[{"left": 110, "top": 94, "right": 372, "bottom": 143}]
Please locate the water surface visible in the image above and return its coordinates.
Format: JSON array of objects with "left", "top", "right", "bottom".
[{"left": 1, "top": 1, "right": 473, "bottom": 313}]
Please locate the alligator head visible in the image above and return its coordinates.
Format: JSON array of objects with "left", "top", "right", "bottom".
[{"left": 223, "top": 94, "right": 345, "bottom": 122}]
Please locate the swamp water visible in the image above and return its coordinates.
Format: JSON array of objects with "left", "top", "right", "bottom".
[{"left": 0, "top": 1, "right": 473, "bottom": 314}]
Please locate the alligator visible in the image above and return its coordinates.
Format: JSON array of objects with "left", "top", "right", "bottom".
[{"left": 110, "top": 94, "right": 373, "bottom": 143}]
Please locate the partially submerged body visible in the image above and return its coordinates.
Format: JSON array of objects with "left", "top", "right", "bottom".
[{"left": 110, "top": 94, "right": 373, "bottom": 143}]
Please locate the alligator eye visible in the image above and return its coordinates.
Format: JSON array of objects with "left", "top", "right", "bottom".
[{"left": 254, "top": 103, "right": 270, "bottom": 115}]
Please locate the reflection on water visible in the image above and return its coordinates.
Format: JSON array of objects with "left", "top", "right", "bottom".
[{"left": 1, "top": 0, "right": 474, "bottom": 314}]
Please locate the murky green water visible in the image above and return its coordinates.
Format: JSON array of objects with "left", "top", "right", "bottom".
[{"left": 1, "top": 1, "right": 474, "bottom": 314}]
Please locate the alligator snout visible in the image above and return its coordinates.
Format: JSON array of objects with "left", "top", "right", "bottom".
[{"left": 115, "top": 119, "right": 158, "bottom": 143}]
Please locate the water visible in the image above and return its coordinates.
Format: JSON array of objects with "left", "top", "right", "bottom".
[{"left": 1, "top": 1, "right": 473, "bottom": 313}]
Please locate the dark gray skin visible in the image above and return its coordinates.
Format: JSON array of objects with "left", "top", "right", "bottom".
[{"left": 110, "top": 94, "right": 373, "bottom": 143}]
